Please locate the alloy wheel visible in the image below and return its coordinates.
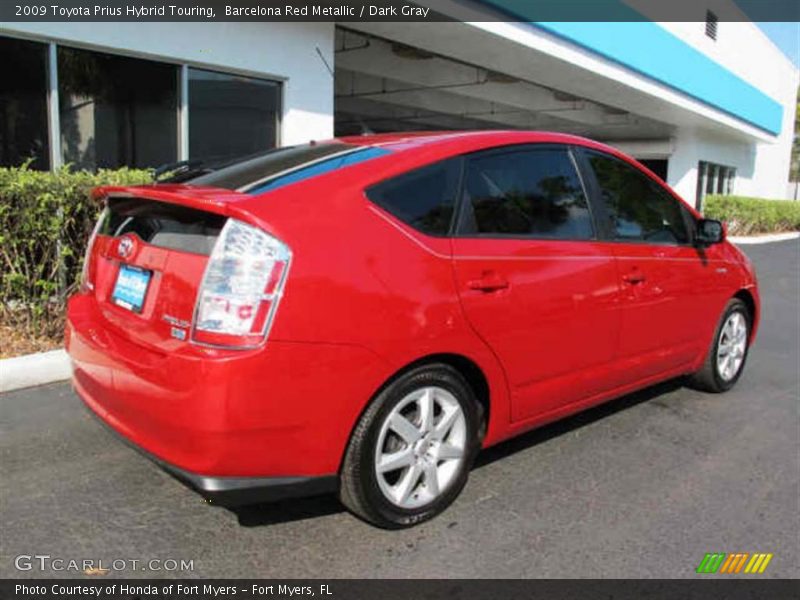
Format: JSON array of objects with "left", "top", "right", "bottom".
[
  {"left": 716, "top": 311, "right": 748, "bottom": 382},
  {"left": 374, "top": 386, "right": 467, "bottom": 509}
]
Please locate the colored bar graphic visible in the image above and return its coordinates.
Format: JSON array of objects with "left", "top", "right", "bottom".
[
  {"left": 719, "top": 553, "right": 749, "bottom": 573},
  {"left": 699, "top": 552, "right": 774, "bottom": 574},
  {"left": 696, "top": 553, "right": 726, "bottom": 574},
  {"left": 744, "top": 553, "right": 774, "bottom": 574}
]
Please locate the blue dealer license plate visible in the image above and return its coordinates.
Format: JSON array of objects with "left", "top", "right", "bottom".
[{"left": 111, "top": 264, "right": 152, "bottom": 313}]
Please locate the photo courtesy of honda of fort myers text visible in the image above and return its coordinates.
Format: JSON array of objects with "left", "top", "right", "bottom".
[{"left": 0, "top": 0, "right": 799, "bottom": 598}]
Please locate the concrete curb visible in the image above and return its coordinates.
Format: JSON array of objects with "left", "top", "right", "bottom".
[
  {"left": 729, "top": 232, "right": 800, "bottom": 245},
  {"left": 0, "top": 349, "right": 71, "bottom": 394}
]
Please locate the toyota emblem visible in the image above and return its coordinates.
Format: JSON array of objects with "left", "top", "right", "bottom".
[{"left": 118, "top": 236, "right": 135, "bottom": 259}]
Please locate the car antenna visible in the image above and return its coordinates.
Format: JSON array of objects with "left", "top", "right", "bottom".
[{"left": 315, "top": 46, "right": 334, "bottom": 78}]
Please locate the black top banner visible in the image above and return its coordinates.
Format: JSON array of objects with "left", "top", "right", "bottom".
[{"left": 2, "top": 0, "right": 799, "bottom": 22}]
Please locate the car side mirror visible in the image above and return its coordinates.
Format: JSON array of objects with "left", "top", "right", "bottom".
[{"left": 696, "top": 218, "right": 725, "bottom": 245}]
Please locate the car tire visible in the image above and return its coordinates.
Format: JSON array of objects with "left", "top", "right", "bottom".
[
  {"left": 689, "top": 298, "right": 751, "bottom": 393},
  {"left": 339, "top": 364, "right": 481, "bottom": 529}
]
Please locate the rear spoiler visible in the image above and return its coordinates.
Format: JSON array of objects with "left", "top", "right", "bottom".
[{"left": 91, "top": 184, "right": 250, "bottom": 218}]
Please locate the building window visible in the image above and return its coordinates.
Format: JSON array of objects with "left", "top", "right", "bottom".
[
  {"left": 638, "top": 159, "right": 668, "bottom": 181},
  {"left": 696, "top": 161, "right": 736, "bottom": 210},
  {"left": 0, "top": 37, "right": 49, "bottom": 170},
  {"left": 58, "top": 46, "right": 178, "bottom": 170},
  {"left": 705, "top": 10, "right": 718, "bottom": 40},
  {"left": 0, "top": 36, "right": 282, "bottom": 172},
  {"left": 188, "top": 68, "right": 280, "bottom": 163}
]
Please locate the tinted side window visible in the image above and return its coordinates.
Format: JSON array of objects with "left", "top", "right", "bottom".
[
  {"left": 587, "top": 152, "right": 690, "bottom": 244},
  {"left": 461, "top": 148, "right": 593, "bottom": 239},
  {"left": 366, "top": 159, "right": 461, "bottom": 236}
]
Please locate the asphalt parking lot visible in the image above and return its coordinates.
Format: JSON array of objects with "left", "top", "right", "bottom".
[{"left": 1, "top": 240, "right": 798, "bottom": 579}]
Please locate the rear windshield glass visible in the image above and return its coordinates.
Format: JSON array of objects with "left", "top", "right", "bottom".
[
  {"left": 100, "top": 198, "right": 227, "bottom": 256},
  {"left": 173, "top": 142, "right": 392, "bottom": 193},
  {"left": 247, "top": 146, "right": 391, "bottom": 194}
]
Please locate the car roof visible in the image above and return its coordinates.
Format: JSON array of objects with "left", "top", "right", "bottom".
[{"left": 336, "top": 130, "right": 613, "bottom": 153}]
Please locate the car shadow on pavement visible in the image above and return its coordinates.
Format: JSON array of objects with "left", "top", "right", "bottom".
[
  {"left": 228, "top": 377, "right": 686, "bottom": 527},
  {"left": 230, "top": 493, "right": 346, "bottom": 527}
]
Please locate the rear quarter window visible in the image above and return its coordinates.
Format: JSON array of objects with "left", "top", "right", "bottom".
[{"left": 366, "top": 158, "right": 462, "bottom": 236}]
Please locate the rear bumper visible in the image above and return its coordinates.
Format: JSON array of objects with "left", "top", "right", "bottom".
[
  {"left": 82, "top": 398, "right": 337, "bottom": 506},
  {"left": 66, "top": 292, "right": 388, "bottom": 486}
]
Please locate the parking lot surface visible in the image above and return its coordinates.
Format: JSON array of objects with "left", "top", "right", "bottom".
[{"left": 1, "top": 240, "right": 798, "bottom": 578}]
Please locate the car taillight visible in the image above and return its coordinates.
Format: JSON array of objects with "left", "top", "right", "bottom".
[
  {"left": 80, "top": 207, "right": 106, "bottom": 292},
  {"left": 192, "top": 218, "right": 291, "bottom": 349}
]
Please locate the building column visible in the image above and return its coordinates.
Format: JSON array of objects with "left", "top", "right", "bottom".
[
  {"left": 666, "top": 129, "right": 701, "bottom": 209},
  {"left": 178, "top": 64, "right": 189, "bottom": 161},
  {"left": 46, "top": 42, "right": 61, "bottom": 171}
]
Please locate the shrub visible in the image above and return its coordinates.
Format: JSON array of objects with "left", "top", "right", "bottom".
[
  {"left": 704, "top": 195, "right": 800, "bottom": 236},
  {"left": 0, "top": 165, "right": 152, "bottom": 342}
]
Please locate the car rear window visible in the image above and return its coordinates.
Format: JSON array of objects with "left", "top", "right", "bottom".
[
  {"left": 366, "top": 158, "right": 462, "bottom": 236},
  {"left": 246, "top": 146, "right": 391, "bottom": 194},
  {"left": 173, "top": 142, "right": 392, "bottom": 194},
  {"left": 100, "top": 197, "right": 227, "bottom": 256}
]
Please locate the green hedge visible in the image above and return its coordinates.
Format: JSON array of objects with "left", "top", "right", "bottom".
[
  {"left": 0, "top": 165, "right": 152, "bottom": 339},
  {"left": 704, "top": 194, "right": 800, "bottom": 236}
]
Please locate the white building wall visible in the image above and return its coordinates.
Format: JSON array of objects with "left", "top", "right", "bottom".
[
  {"left": 658, "top": 19, "right": 799, "bottom": 200},
  {"left": 667, "top": 128, "right": 754, "bottom": 205},
  {"left": 0, "top": 21, "right": 335, "bottom": 146},
  {"left": 1, "top": 17, "right": 795, "bottom": 200}
]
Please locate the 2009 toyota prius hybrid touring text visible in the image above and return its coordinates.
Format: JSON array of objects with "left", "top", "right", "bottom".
[{"left": 66, "top": 131, "right": 759, "bottom": 528}]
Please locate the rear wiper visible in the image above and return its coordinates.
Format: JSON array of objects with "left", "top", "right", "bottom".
[{"left": 152, "top": 159, "right": 215, "bottom": 183}]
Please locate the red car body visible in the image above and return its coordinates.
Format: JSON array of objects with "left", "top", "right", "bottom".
[{"left": 66, "top": 131, "right": 759, "bottom": 505}]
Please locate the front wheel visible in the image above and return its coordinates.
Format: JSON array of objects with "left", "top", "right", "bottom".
[
  {"left": 689, "top": 298, "right": 751, "bottom": 393},
  {"left": 339, "top": 364, "right": 481, "bottom": 528}
]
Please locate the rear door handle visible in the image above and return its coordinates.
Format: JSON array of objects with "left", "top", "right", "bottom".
[
  {"left": 622, "top": 272, "right": 646, "bottom": 285},
  {"left": 467, "top": 273, "right": 509, "bottom": 292}
]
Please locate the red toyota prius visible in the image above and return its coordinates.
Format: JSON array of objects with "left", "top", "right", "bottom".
[{"left": 66, "top": 131, "right": 759, "bottom": 528}]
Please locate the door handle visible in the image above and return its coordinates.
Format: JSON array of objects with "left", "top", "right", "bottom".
[
  {"left": 467, "top": 273, "right": 509, "bottom": 292},
  {"left": 622, "top": 271, "right": 646, "bottom": 285}
]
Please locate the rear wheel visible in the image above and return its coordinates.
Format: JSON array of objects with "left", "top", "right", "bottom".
[
  {"left": 689, "top": 298, "right": 751, "bottom": 393},
  {"left": 339, "top": 364, "right": 480, "bottom": 528}
]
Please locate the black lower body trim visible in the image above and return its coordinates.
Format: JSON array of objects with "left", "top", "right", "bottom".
[{"left": 166, "top": 467, "right": 339, "bottom": 507}]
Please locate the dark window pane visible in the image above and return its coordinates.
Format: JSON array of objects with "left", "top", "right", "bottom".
[
  {"left": 367, "top": 159, "right": 461, "bottom": 236},
  {"left": 463, "top": 148, "right": 593, "bottom": 239},
  {"left": 588, "top": 152, "right": 689, "bottom": 245},
  {"left": 0, "top": 37, "right": 49, "bottom": 169},
  {"left": 189, "top": 68, "right": 279, "bottom": 163},
  {"left": 726, "top": 168, "right": 736, "bottom": 194},
  {"left": 706, "top": 164, "right": 717, "bottom": 194},
  {"left": 58, "top": 46, "right": 177, "bottom": 170},
  {"left": 639, "top": 158, "right": 668, "bottom": 181}
]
